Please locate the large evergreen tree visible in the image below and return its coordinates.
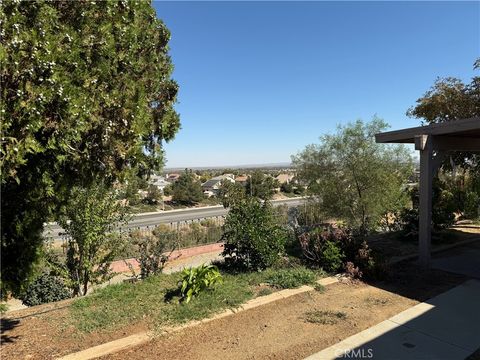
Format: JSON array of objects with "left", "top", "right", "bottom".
[
  {"left": 172, "top": 170, "right": 204, "bottom": 205},
  {"left": 0, "top": 1, "right": 180, "bottom": 295}
]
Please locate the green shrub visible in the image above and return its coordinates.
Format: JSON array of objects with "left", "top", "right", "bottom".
[
  {"left": 130, "top": 231, "right": 175, "bottom": 279},
  {"left": 294, "top": 184, "right": 305, "bottom": 195},
  {"left": 400, "top": 185, "right": 456, "bottom": 233},
  {"left": 266, "top": 267, "right": 316, "bottom": 289},
  {"left": 0, "top": 303, "right": 8, "bottom": 313},
  {"left": 320, "top": 240, "right": 345, "bottom": 272},
  {"left": 298, "top": 225, "right": 384, "bottom": 278},
  {"left": 433, "top": 189, "right": 456, "bottom": 229},
  {"left": 298, "top": 225, "right": 348, "bottom": 272},
  {"left": 465, "top": 191, "right": 480, "bottom": 219},
  {"left": 142, "top": 184, "right": 163, "bottom": 205},
  {"left": 180, "top": 264, "right": 222, "bottom": 303},
  {"left": 21, "top": 273, "right": 71, "bottom": 306},
  {"left": 398, "top": 208, "right": 419, "bottom": 240},
  {"left": 280, "top": 182, "right": 293, "bottom": 193},
  {"left": 222, "top": 198, "right": 287, "bottom": 270}
]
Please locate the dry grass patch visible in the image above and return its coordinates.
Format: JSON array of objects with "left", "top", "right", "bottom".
[{"left": 304, "top": 309, "right": 347, "bottom": 325}]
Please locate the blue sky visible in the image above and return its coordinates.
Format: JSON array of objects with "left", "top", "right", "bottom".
[{"left": 153, "top": 1, "right": 479, "bottom": 168}]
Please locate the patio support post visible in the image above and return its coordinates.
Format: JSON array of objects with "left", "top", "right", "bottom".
[{"left": 415, "top": 135, "right": 433, "bottom": 268}]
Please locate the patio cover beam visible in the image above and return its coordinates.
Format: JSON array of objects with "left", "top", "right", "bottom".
[{"left": 375, "top": 117, "right": 480, "bottom": 269}]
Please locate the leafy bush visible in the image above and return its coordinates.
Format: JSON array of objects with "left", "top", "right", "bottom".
[
  {"left": 189, "top": 222, "right": 207, "bottom": 244},
  {"left": 433, "top": 189, "right": 456, "bottom": 229},
  {"left": 399, "top": 185, "right": 456, "bottom": 235},
  {"left": 280, "top": 182, "right": 293, "bottom": 193},
  {"left": 180, "top": 264, "right": 222, "bottom": 303},
  {"left": 298, "top": 225, "right": 349, "bottom": 272},
  {"left": 172, "top": 170, "right": 204, "bottom": 205},
  {"left": 398, "top": 208, "right": 419, "bottom": 239},
  {"left": 298, "top": 224, "right": 384, "bottom": 278},
  {"left": 129, "top": 231, "right": 176, "bottom": 279},
  {"left": 200, "top": 218, "right": 217, "bottom": 228},
  {"left": 294, "top": 184, "right": 305, "bottom": 195},
  {"left": 152, "top": 224, "right": 176, "bottom": 237},
  {"left": 320, "top": 240, "right": 345, "bottom": 272},
  {"left": 143, "top": 184, "right": 163, "bottom": 205},
  {"left": 465, "top": 191, "right": 480, "bottom": 219},
  {"left": 163, "top": 184, "right": 173, "bottom": 196},
  {"left": 0, "top": 303, "right": 8, "bottom": 314},
  {"left": 266, "top": 267, "right": 316, "bottom": 289},
  {"left": 222, "top": 198, "right": 287, "bottom": 270},
  {"left": 21, "top": 273, "right": 71, "bottom": 306},
  {"left": 59, "top": 184, "right": 130, "bottom": 296}
]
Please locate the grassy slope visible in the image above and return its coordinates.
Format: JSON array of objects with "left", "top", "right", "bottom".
[{"left": 69, "top": 266, "right": 323, "bottom": 333}]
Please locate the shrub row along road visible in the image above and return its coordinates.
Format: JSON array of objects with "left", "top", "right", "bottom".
[{"left": 44, "top": 197, "right": 307, "bottom": 241}]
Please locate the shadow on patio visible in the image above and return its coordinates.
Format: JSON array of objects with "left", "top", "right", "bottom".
[{"left": 307, "top": 236, "right": 480, "bottom": 360}]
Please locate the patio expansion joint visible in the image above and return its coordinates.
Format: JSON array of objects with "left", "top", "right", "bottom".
[{"left": 386, "top": 318, "right": 475, "bottom": 353}]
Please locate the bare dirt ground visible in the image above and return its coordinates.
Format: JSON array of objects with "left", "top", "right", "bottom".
[
  {"left": 0, "top": 256, "right": 469, "bottom": 359},
  {"left": 101, "top": 264, "right": 466, "bottom": 360}
]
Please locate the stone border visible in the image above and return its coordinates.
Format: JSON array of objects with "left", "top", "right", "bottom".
[{"left": 58, "top": 276, "right": 339, "bottom": 360}]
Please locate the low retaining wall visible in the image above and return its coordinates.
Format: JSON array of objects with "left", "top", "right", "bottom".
[{"left": 110, "top": 242, "right": 224, "bottom": 273}]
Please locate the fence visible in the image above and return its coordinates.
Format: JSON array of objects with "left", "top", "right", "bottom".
[
  {"left": 54, "top": 202, "right": 324, "bottom": 256},
  {"left": 127, "top": 216, "right": 225, "bottom": 250},
  {"left": 126, "top": 203, "right": 323, "bottom": 249}
]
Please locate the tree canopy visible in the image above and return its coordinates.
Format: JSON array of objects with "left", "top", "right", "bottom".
[
  {"left": 292, "top": 118, "right": 413, "bottom": 235},
  {"left": 245, "top": 170, "right": 278, "bottom": 200},
  {"left": 407, "top": 59, "right": 479, "bottom": 124},
  {"left": 1, "top": 1, "right": 180, "bottom": 295},
  {"left": 172, "top": 170, "right": 204, "bottom": 205},
  {"left": 407, "top": 58, "right": 479, "bottom": 170}
]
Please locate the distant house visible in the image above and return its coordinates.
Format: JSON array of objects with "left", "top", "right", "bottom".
[
  {"left": 203, "top": 190, "right": 215, "bottom": 198},
  {"left": 166, "top": 173, "right": 181, "bottom": 183},
  {"left": 275, "top": 173, "right": 294, "bottom": 184},
  {"left": 149, "top": 175, "right": 170, "bottom": 192},
  {"left": 235, "top": 175, "right": 248, "bottom": 185},
  {"left": 202, "top": 174, "right": 235, "bottom": 194}
]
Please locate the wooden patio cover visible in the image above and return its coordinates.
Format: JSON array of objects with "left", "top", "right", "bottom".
[{"left": 375, "top": 117, "right": 480, "bottom": 267}]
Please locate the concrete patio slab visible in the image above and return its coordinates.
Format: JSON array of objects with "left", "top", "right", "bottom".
[
  {"left": 432, "top": 241, "right": 480, "bottom": 279},
  {"left": 305, "top": 280, "right": 480, "bottom": 360},
  {"left": 389, "top": 280, "right": 480, "bottom": 352}
]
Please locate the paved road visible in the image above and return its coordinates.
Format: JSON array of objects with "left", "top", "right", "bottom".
[{"left": 44, "top": 197, "right": 306, "bottom": 241}]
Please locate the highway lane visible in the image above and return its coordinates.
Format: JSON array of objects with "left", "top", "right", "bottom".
[{"left": 44, "top": 197, "right": 307, "bottom": 240}]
